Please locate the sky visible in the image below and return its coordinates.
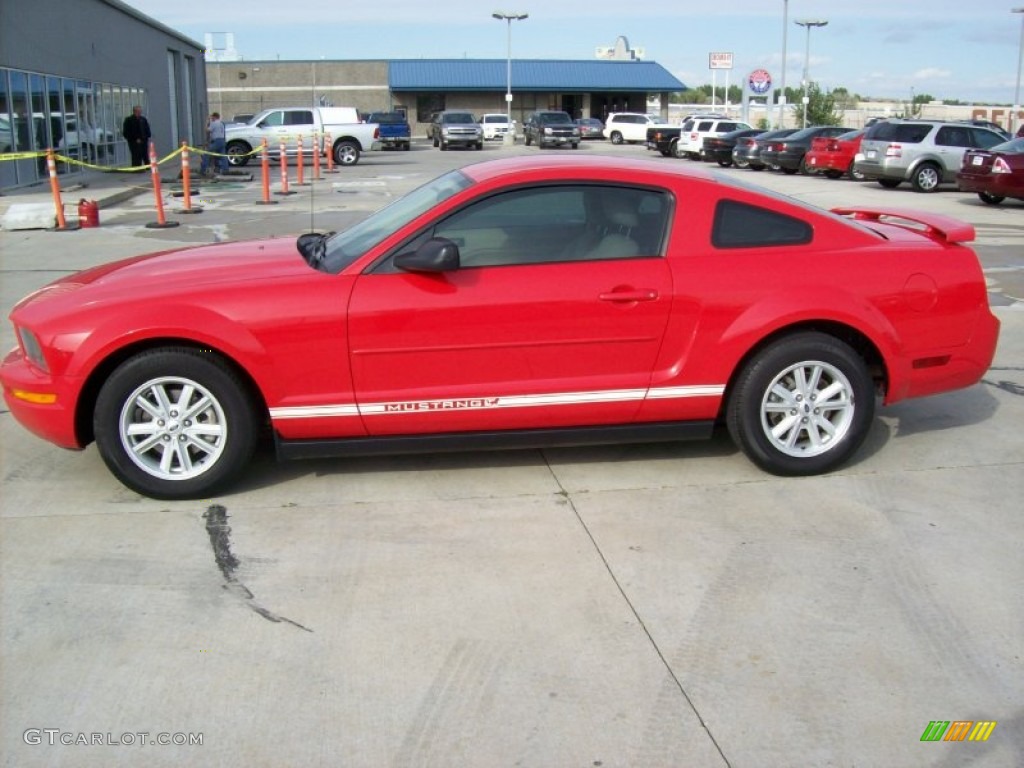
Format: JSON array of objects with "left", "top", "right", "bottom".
[{"left": 122, "top": 1, "right": 1024, "bottom": 106}]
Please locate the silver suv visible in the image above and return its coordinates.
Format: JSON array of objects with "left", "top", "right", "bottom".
[
  {"left": 431, "top": 111, "right": 483, "bottom": 151},
  {"left": 854, "top": 119, "right": 1005, "bottom": 192}
]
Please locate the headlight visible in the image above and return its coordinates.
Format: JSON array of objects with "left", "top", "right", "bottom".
[
  {"left": 16, "top": 327, "right": 49, "bottom": 372},
  {"left": 544, "top": 127, "right": 553, "bottom": 135}
]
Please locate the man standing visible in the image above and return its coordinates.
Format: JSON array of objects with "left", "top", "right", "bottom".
[
  {"left": 207, "top": 112, "right": 228, "bottom": 176},
  {"left": 122, "top": 105, "right": 151, "bottom": 169}
]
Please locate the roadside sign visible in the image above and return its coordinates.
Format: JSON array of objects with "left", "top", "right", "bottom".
[
  {"left": 748, "top": 69, "right": 772, "bottom": 95},
  {"left": 710, "top": 52, "right": 734, "bottom": 70}
]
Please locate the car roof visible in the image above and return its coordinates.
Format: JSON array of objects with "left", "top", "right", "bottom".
[{"left": 458, "top": 154, "right": 718, "bottom": 186}]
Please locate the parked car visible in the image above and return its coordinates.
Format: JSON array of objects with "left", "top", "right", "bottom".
[
  {"left": 225, "top": 107, "right": 380, "bottom": 166},
  {"left": 854, "top": 119, "right": 1006, "bottom": 192},
  {"left": 575, "top": 117, "right": 605, "bottom": 140},
  {"left": 431, "top": 110, "right": 483, "bottom": 151},
  {"left": 956, "top": 136, "right": 1024, "bottom": 204},
  {"left": 523, "top": 111, "right": 580, "bottom": 148},
  {"left": 731, "top": 128, "right": 798, "bottom": 170},
  {"left": 760, "top": 126, "right": 854, "bottom": 175},
  {"left": 804, "top": 129, "right": 867, "bottom": 180},
  {"left": 646, "top": 114, "right": 726, "bottom": 158},
  {"left": 701, "top": 128, "right": 763, "bottom": 167},
  {"left": 480, "top": 113, "right": 511, "bottom": 141},
  {"left": 603, "top": 113, "right": 669, "bottom": 144},
  {"left": 0, "top": 155, "right": 999, "bottom": 499},
  {"left": 676, "top": 117, "right": 753, "bottom": 160},
  {"left": 366, "top": 111, "right": 411, "bottom": 150}
]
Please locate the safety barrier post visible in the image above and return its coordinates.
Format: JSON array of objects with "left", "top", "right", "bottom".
[
  {"left": 256, "top": 139, "right": 278, "bottom": 205},
  {"left": 275, "top": 140, "right": 295, "bottom": 196},
  {"left": 295, "top": 135, "right": 308, "bottom": 186},
  {"left": 46, "top": 148, "right": 75, "bottom": 231},
  {"left": 312, "top": 131, "right": 322, "bottom": 181},
  {"left": 324, "top": 132, "right": 337, "bottom": 174},
  {"left": 145, "top": 141, "right": 179, "bottom": 229},
  {"left": 176, "top": 142, "right": 202, "bottom": 214}
]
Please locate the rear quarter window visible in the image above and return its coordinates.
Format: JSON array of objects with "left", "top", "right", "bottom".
[{"left": 712, "top": 200, "right": 813, "bottom": 248}]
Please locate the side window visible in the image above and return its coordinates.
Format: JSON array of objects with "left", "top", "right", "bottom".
[
  {"left": 286, "top": 111, "right": 314, "bottom": 126},
  {"left": 259, "top": 111, "right": 285, "bottom": 127},
  {"left": 720, "top": 123, "right": 737, "bottom": 132},
  {"left": 936, "top": 126, "right": 970, "bottom": 147},
  {"left": 713, "top": 199, "right": 812, "bottom": 249},
  {"left": 421, "top": 185, "right": 671, "bottom": 268},
  {"left": 971, "top": 129, "right": 1005, "bottom": 149},
  {"left": 697, "top": 121, "right": 714, "bottom": 131}
]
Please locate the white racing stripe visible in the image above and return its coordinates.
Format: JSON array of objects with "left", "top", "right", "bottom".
[{"left": 269, "top": 384, "right": 725, "bottom": 421}]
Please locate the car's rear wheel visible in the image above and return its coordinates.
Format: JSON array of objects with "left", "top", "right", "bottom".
[
  {"left": 911, "top": 163, "right": 942, "bottom": 192},
  {"left": 727, "top": 332, "right": 874, "bottom": 476},
  {"left": 333, "top": 140, "right": 360, "bottom": 165},
  {"left": 610, "top": 131, "right": 624, "bottom": 145},
  {"left": 979, "top": 191, "right": 1005, "bottom": 205},
  {"left": 848, "top": 161, "right": 866, "bottom": 181},
  {"left": 717, "top": 159, "right": 733, "bottom": 167},
  {"left": 734, "top": 157, "right": 749, "bottom": 169},
  {"left": 671, "top": 139, "right": 686, "bottom": 159},
  {"left": 94, "top": 348, "right": 259, "bottom": 499},
  {"left": 878, "top": 179, "right": 901, "bottom": 189}
]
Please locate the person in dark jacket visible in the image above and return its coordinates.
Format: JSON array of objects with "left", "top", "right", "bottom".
[{"left": 122, "top": 105, "right": 151, "bottom": 169}]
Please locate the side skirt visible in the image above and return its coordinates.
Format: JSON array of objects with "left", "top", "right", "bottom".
[{"left": 274, "top": 420, "right": 716, "bottom": 462}]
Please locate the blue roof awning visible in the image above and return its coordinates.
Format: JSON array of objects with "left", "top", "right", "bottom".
[{"left": 388, "top": 59, "right": 685, "bottom": 92}]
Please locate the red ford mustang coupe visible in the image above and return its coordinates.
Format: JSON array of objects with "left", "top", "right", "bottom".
[{"left": 1, "top": 156, "right": 1000, "bottom": 499}]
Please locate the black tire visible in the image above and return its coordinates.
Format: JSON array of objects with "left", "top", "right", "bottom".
[
  {"left": 93, "top": 348, "right": 259, "bottom": 499},
  {"left": 402, "top": 142, "right": 411, "bottom": 151},
  {"left": 979, "top": 191, "right": 1005, "bottom": 205},
  {"left": 571, "top": 143, "right": 579, "bottom": 149},
  {"left": 878, "top": 178, "right": 901, "bottom": 189},
  {"left": 727, "top": 332, "right": 874, "bottom": 476},
  {"left": 911, "top": 162, "right": 942, "bottom": 193},
  {"left": 672, "top": 139, "right": 686, "bottom": 159},
  {"left": 333, "top": 140, "right": 360, "bottom": 166},
  {"left": 823, "top": 170, "right": 843, "bottom": 179},
  {"left": 432, "top": 134, "right": 439, "bottom": 147},
  {"left": 226, "top": 142, "right": 251, "bottom": 167},
  {"left": 659, "top": 149, "right": 672, "bottom": 157},
  {"left": 610, "top": 131, "right": 624, "bottom": 145},
  {"left": 734, "top": 158, "right": 749, "bottom": 169},
  {"left": 717, "top": 159, "right": 733, "bottom": 168},
  {"left": 848, "top": 161, "right": 866, "bottom": 181}
]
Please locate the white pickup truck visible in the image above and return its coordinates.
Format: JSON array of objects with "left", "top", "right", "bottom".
[{"left": 224, "top": 107, "right": 381, "bottom": 167}]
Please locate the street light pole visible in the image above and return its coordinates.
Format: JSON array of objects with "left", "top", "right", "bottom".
[
  {"left": 1013, "top": 7, "right": 1024, "bottom": 136},
  {"left": 779, "top": 0, "right": 789, "bottom": 129},
  {"left": 492, "top": 11, "right": 528, "bottom": 146},
  {"left": 795, "top": 19, "right": 828, "bottom": 128}
]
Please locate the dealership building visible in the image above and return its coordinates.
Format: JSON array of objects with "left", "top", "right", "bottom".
[{"left": 0, "top": 0, "right": 207, "bottom": 190}]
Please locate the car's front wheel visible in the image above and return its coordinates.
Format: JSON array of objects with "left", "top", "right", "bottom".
[
  {"left": 94, "top": 348, "right": 259, "bottom": 499},
  {"left": 610, "top": 131, "right": 624, "bottom": 145},
  {"left": 727, "top": 333, "right": 874, "bottom": 476},
  {"left": 226, "top": 142, "right": 251, "bottom": 167}
]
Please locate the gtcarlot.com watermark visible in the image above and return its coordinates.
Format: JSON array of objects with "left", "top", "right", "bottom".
[{"left": 24, "top": 729, "right": 203, "bottom": 747}]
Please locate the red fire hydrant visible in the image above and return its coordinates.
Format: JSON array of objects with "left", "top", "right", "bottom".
[{"left": 77, "top": 199, "right": 100, "bottom": 228}]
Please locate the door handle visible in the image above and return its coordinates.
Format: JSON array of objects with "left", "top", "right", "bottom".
[{"left": 599, "top": 289, "right": 658, "bottom": 302}]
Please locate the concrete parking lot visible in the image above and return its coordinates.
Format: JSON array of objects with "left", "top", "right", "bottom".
[{"left": 1, "top": 141, "right": 1022, "bottom": 767}]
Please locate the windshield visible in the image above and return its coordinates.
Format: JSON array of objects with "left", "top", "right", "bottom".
[
  {"left": 444, "top": 113, "right": 476, "bottom": 124},
  {"left": 540, "top": 113, "right": 572, "bottom": 124},
  {"left": 992, "top": 137, "right": 1024, "bottom": 153},
  {"left": 320, "top": 170, "right": 473, "bottom": 273}
]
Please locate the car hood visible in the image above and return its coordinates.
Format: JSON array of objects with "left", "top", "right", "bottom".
[{"left": 12, "top": 238, "right": 315, "bottom": 316}]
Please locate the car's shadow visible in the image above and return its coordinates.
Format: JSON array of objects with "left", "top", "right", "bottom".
[{"left": 224, "top": 382, "right": 1001, "bottom": 495}]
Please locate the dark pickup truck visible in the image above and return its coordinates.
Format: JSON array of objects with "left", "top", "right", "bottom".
[
  {"left": 367, "top": 111, "right": 410, "bottom": 150},
  {"left": 646, "top": 126, "right": 683, "bottom": 157}
]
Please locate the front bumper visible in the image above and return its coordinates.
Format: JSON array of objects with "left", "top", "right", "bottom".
[{"left": 1, "top": 345, "right": 84, "bottom": 449}]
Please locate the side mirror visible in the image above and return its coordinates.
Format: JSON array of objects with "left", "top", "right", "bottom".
[{"left": 394, "top": 238, "right": 460, "bottom": 273}]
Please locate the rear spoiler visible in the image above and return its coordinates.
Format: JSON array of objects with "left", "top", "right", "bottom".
[{"left": 831, "top": 207, "right": 975, "bottom": 244}]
